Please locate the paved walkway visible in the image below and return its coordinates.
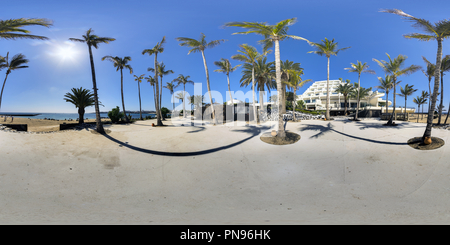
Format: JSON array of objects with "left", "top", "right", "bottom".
[{"left": 0, "top": 118, "right": 449, "bottom": 224}]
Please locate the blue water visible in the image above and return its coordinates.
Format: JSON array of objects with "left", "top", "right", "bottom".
[{"left": 3, "top": 112, "right": 160, "bottom": 120}]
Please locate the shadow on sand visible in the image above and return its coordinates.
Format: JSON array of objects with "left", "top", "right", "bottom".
[
  {"left": 301, "top": 122, "right": 408, "bottom": 145},
  {"left": 101, "top": 125, "right": 264, "bottom": 157}
]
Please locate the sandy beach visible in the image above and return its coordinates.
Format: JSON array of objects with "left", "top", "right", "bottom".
[{"left": 0, "top": 117, "right": 449, "bottom": 224}]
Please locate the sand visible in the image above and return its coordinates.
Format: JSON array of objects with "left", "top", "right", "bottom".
[{"left": 1, "top": 118, "right": 450, "bottom": 224}]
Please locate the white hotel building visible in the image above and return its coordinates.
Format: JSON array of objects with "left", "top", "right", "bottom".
[{"left": 296, "top": 80, "right": 415, "bottom": 117}]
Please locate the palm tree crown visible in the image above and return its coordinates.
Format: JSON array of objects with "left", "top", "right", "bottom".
[
  {"left": 0, "top": 52, "right": 29, "bottom": 109},
  {"left": 0, "top": 18, "right": 52, "bottom": 40}
]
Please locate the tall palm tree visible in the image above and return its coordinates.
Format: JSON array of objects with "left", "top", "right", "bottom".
[
  {"left": 336, "top": 78, "right": 353, "bottom": 116},
  {"left": 0, "top": 52, "right": 28, "bottom": 110},
  {"left": 344, "top": 61, "right": 375, "bottom": 120},
  {"left": 399, "top": 84, "right": 418, "bottom": 119},
  {"left": 148, "top": 62, "right": 174, "bottom": 120},
  {"left": 0, "top": 18, "right": 52, "bottom": 40},
  {"left": 283, "top": 70, "right": 312, "bottom": 121},
  {"left": 142, "top": 36, "right": 166, "bottom": 126},
  {"left": 224, "top": 18, "right": 309, "bottom": 138},
  {"left": 172, "top": 74, "right": 194, "bottom": 118},
  {"left": 239, "top": 56, "right": 276, "bottom": 122},
  {"left": 102, "top": 55, "right": 133, "bottom": 123},
  {"left": 375, "top": 75, "right": 394, "bottom": 115},
  {"left": 69, "top": 28, "right": 115, "bottom": 134},
  {"left": 280, "top": 60, "right": 303, "bottom": 114},
  {"left": 308, "top": 38, "right": 350, "bottom": 120},
  {"left": 349, "top": 83, "right": 372, "bottom": 104},
  {"left": 231, "top": 44, "right": 268, "bottom": 124},
  {"left": 373, "top": 53, "right": 420, "bottom": 125},
  {"left": 176, "top": 33, "right": 226, "bottom": 125},
  {"left": 438, "top": 55, "right": 450, "bottom": 124},
  {"left": 146, "top": 75, "right": 158, "bottom": 116},
  {"left": 133, "top": 74, "right": 145, "bottom": 120},
  {"left": 381, "top": 9, "right": 450, "bottom": 142},
  {"left": 413, "top": 95, "right": 426, "bottom": 123},
  {"left": 64, "top": 87, "right": 96, "bottom": 124},
  {"left": 163, "top": 80, "right": 178, "bottom": 112},
  {"left": 214, "top": 58, "right": 241, "bottom": 106},
  {"left": 175, "top": 91, "right": 185, "bottom": 116}
]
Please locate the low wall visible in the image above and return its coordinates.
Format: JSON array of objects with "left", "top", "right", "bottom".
[
  {"left": 59, "top": 123, "right": 80, "bottom": 130},
  {"left": 2, "top": 124, "right": 28, "bottom": 131}
]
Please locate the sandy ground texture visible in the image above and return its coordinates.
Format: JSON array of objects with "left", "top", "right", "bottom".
[{"left": 0, "top": 117, "right": 450, "bottom": 224}]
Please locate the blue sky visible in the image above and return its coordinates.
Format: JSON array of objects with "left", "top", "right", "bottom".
[{"left": 2, "top": 0, "right": 450, "bottom": 113}]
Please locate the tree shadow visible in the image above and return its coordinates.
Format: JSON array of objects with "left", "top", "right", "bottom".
[
  {"left": 301, "top": 122, "right": 408, "bottom": 145},
  {"left": 100, "top": 125, "right": 262, "bottom": 157}
]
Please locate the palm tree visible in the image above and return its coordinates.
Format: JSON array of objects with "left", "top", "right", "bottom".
[
  {"left": 373, "top": 53, "right": 420, "bottom": 125},
  {"left": 335, "top": 78, "right": 353, "bottom": 116},
  {"left": 399, "top": 84, "right": 418, "bottom": 119},
  {"left": 0, "top": 18, "right": 52, "bottom": 40},
  {"left": 344, "top": 61, "right": 375, "bottom": 120},
  {"left": 283, "top": 70, "right": 312, "bottom": 121},
  {"left": 438, "top": 55, "right": 450, "bottom": 123},
  {"left": 231, "top": 44, "right": 268, "bottom": 124},
  {"left": 308, "top": 38, "right": 350, "bottom": 120},
  {"left": 133, "top": 74, "right": 145, "bottom": 120},
  {"left": 69, "top": 28, "right": 115, "bottom": 134},
  {"left": 142, "top": 36, "right": 166, "bottom": 126},
  {"left": 239, "top": 56, "right": 276, "bottom": 122},
  {"left": 64, "top": 87, "right": 96, "bottom": 124},
  {"left": 413, "top": 95, "right": 426, "bottom": 123},
  {"left": 176, "top": 33, "right": 226, "bottom": 125},
  {"left": 172, "top": 74, "right": 194, "bottom": 118},
  {"left": 214, "top": 58, "right": 241, "bottom": 106},
  {"left": 0, "top": 52, "right": 28, "bottom": 110},
  {"left": 102, "top": 55, "right": 133, "bottom": 123},
  {"left": 148, "top": 62, "right": 174, "bottom": 120},
  {"left": 349, "top": 83, "right": 372, "bottom": 104},
  {"left": 381, "top": 9, "right": 450, "bottom": 142},
  {"left": 224, "top": 18, "right": 309, "bottom": 138},
  {"left": 175, "top": 91, "right": 185, "bottom": 116},
  {"left": 375, "top": 75, "right": 394, "bottom": 115},
  {"left": 280, "top": 60, "right": 303, "bottom": 114},
  {"left": 146, "top": 75, "right": 158, "bottom": 116},
  {"left": 163, "top": 80, "right": 178, "bottom": 112}
]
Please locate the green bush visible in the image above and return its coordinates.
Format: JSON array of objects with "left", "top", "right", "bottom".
[
  {"left": 161, "top": 107, "right": 170, "bottom": 118},
  {"left": 108, "top": 106, "right": 124, "bottom": 123}
]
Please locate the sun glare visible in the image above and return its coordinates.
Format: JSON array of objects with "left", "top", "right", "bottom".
[{"left": 47, "top": 41, "right": 79, "bottom": 64}]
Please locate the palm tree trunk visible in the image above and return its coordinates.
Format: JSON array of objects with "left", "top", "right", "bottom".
[
  {"left": 405, "top": 96, "right": 407, "bottom": 121},
  {"left": 438, "top": 71, "right": 444, "bottom": 124},
  {"left": 252, "top": 67, "right": 257, "bottom": 124},
  {"left": 87, "top": 44, "right": 105, "bottom": 134},
  {"left": 227, "top": 73, "right": 233, "bottom": 106},
  {"left": 120, "top": 68, "right": 129, "bottom": 123},
  {"left": 388, "top": 78, "right": 397, "bottom": 125},
  {"left": 78, "top": 107, "right": 85, "bottom": 125},
  {"left": 417, "top": 105, "right": 419, "bottom": 123},
  {"left": 326, "top": 56, "right": 330, "bottom": 120},
  {"left": 423, "top": 38, "right": 443, "bottom": 142},
  {"left": 183, "top": 84, "right": 186, "bottom": 118},
  {"left": 293, "top": 87, "right": 297, "bottom": 121},
  {"left": 160, "top": 76, "right": 164, "bottom": 120},
  {"left": 445, "top": 101, "right": 450, "bottom": 124},
  {"left": 0, "top": 73, "right": 10, "bottom": 110},
  {"left": 344, "top": 96, "right": 348, "bottom": 116},
  {"left": 355, "top": 74, "right": 361, "bottom": 120},
  {"left": 154, "top": 54, "right": 162, "bottom": 126},
  {"left": 152, "top": 85, "right": 157, "bottom": 118},
  {"left": 274, "top": 38, "right": 285, "bottom": 138},
  {"left": 201, "top": 50, "right": 217, "bottom": 125},
  {"left": 138, "top": 81, "right": 143, "bottom": 120}
]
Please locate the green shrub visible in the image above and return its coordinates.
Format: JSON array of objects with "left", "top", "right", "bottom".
[
  {"left": 161, "top": 107, "right": 170, "bottom": 118},
  {"left": 108, "top": 106, "right": 124, "bottom": 123}
]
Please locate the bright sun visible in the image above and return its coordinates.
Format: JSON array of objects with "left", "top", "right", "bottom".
[{"left": 57, "top": 46, "right": 77, "bottom": 59}]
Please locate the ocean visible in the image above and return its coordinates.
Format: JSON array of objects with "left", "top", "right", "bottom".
[{"left": 1, "top": 112, "right": 160, "bottom": 120}]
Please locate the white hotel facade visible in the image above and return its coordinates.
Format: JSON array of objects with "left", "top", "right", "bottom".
[{"left": 296, "top": 80, "right": 415, "bottom": 116}]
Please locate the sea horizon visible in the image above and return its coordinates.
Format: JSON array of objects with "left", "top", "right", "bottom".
[{"left": 0, "top": 112, "right": 161, "bottom": 120}]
